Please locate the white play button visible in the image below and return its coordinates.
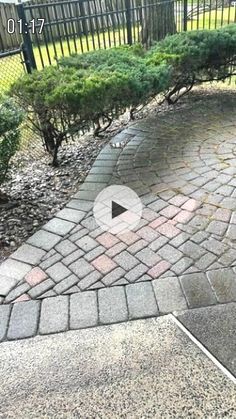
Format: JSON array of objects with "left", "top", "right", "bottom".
[{"left": 93, "top": 185, "right": 142, "bottom": 234}]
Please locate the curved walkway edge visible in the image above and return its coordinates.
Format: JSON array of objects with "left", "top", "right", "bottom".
[{"left": 1, "top": 91, "right": 236, "bottom": 343}]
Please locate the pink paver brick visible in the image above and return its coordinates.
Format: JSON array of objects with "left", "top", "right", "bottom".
[
  {"left": 92, "top": 254, "right": 117, "bottom": 274},
  {"left": 213, "top": 208, "right": 232, "bottom": 222},
  {"left": 96, "top": 232, "right": 119, "bottom": 248},
  {"left": 160, "top": 205, "right": 180, "bottom": 219},
  {"left": 148, "top": 260, "right": 171, "bottom": 278},
  {"left": 156, "top": 221, "right": 180, "bottom": 238},
  {"left": 149, "top": 216, "right": 167, "bottom": 229},
  {"left": 13, "top": 294, "right": 30, "bottom": 303},
  {"left": 25, "top": 267, "right": 47, "bottom": 286},
  {"left": 173, "top": 210, "right": 194, "bottom": 223},
  {"left": 182, "top": 198, "right": 201, "bottom": 212},
  {"left": 118, "top": 231, "right": 140, "bottom": 245}
]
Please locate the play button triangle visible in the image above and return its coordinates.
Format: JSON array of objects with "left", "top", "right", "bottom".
[{"left": 112, "top": 201, "right": 127, "bottom": 219}]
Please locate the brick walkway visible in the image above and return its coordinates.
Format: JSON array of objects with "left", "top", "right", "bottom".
[{"left": 1, "top": 91, "right": 236, "bottom": 341}]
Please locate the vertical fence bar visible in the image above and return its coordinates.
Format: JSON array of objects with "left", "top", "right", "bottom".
[
  {"left": 125, "top": 0, "right": 132, "bottom": 44},
  {"left": 183, "top": 0, "right": 188, "bottom": 31},
  {"left": 16, "top": 3, "right": 36, "bottom": 70}
]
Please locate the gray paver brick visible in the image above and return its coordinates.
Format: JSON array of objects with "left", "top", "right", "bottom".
[
  {"left": 0, "top": 275, "right": 18, "bottom": 297},
  {"left": 136, "top": 226, "right": 160, "bottom": 242},
  {"left": 46, "top": 262, "right": 71, "bottom": 283},
  {"left": 63, "top": 249, "right": 85, "bottom": 266},
  {"left": 0, "top": 259, "right": 31, "bottom": 282},
  {"left": 70, "top": 292, "right": 98, "bottom": 329},
  {"left": 136, "top": 274, "right": 152, "bottom": 282},
  {"left": 76, "top": 236, "right": 98, "bottom": 252},
  {"left": 0, "top": 305, "right": 11, "bottom": 341},
  {"left": 78, "top": 270, "right": 102, "bottom": 290},
  {"left": 69, "top": 258, "right": 94, "bottom": 278},
  {"left": 158, "top": 244, "right": 182, "bottom": 265},
  {"left": 126, "top": 282, "right": 158, "bottom": 319},
  {"left": 206, "top": 220, "right": 228, "bottom": 236},
  {"left": 207, "top": 269, "right": 236, "bottom": 303},
  {"left": 56, "top": 208, "right": 85, "bottom": 223},
  {"left": 180, "top": 241, "right": 206, "bottom": 260},
  {"left": 70, "top": 227, "right": 88, "bottom": 242},
  {"left": 40, "top": 252, "right": 62, "bottom": 270},
  {"left": 106, "top": 243, "right": 127, "bottom": 258},
  {"left": 39, "top": 295, "right": 69, "bottom": 334},
  {"left": 171, "top": 257, "right": 193, "bottom": 276},
  {"left": 114, "top": 251, "right": 138, "bottom": 270},
  {"left": 81, "top": 216, "right": 98, "bottom": 231},
  {"left": 227, "top": 224, "right": 236, "bottom": 240},
  {"left": 38, "top": 290, "right": 57, "bottom": 299},
  {"left": 180, "top": 273, "right": 217, "bottom": 309},
  {"left": 43, "top": 218, "right": 75, "bottom": 236},
  {"left": 219, "top": 249, "right": 236, "bottom": 266},
  {"left": 84, "top": 245, "right": 105, "bottom": 262},
  {"left": 28, "top": 279, "right": 55, "bottom": 299},
  {"left": 149, "top": 236, "right": 169, "bottom": 252},
  {"left": 125, "top": 263, "right": 149, "bottom": 282},
  {"left": 53, "top": 274, "right": 79, "bottom": 294},
  {"left": 89, "top": 281, "right": 105, "bottom": 290},
  {"left": 191, "top": 231, "right": 209, "bottom": 244},
  {"left": 63, "top": 286, "right": 80, "bottom": 294},
  {"left": 127, "top": 239, "right": 148, "bottom": 255},
  {"left": 7, "top": 301, "right": 40, "bottom": 340},
  {"left": 135, "top": 248, "right": 160, "bottom": 267},
  {"left": 11, "top": 244, "right": 45, "bottom": 265},
  {"left": 153, "top": 277, "right": 187, "bottom": 313},
  {"left": 148, "top": 199, "right": 167, "bottom": 212},
  {"left": 170, "top": 233, "right": 189, "bottom": 248},
  {"left": 55, "top": 240, "right": 77, "bottom": 257},
  {"left": 202, "top": 238, "right": 228, "bottom": 256},
  {"left": 102, "top": 267, "right": 125, "bottom": 286},
  {"left": 195, "top": 253, "right": 217, "bottom": 270},
  {"left": 28, "top": 230, "right": 61, "bottom": 251},
  {"left": 5, "top": 283, "right": 30, "bottom": 303},
  {"left": 67, "top": 199, "right": 93, "bottom": 212},
  {"left": 98, "top": 287, "right": 128, "bottom": 324}
]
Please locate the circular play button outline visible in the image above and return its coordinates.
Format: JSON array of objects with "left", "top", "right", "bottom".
[{"left": 93, "top": 185, "right": 142, "bottom": 235}]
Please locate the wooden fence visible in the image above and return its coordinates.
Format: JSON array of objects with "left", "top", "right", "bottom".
[
  {"left": 0, "top": 0, "right": 136, "bottom": 51},
  {"left": 0, "top": 2, "right": 21, "bottom": 51}
]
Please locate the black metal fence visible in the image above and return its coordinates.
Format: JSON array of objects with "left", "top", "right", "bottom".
[
  {"left": 14, "top": 0, "right": 236, "bottom": 71},
  {"left": 0, "top": 0, "right": 235, "bottom": 157},
  {"left": 0, "top": 48, "right": 25, "bottom": 93},
  {"left": 17, "top": 0, "right": 179, "bottom": 70}
]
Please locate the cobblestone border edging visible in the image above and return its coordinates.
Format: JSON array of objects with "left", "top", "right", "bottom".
[{"left": 1, "top": 281, "right": 231, "bottom": 342}]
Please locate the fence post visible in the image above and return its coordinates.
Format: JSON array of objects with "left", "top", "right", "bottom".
[
  {"left": 183, "top": 0, "right": 188, "bottom": 31},
  {"left": 125, "top": 0, "right": 132, "bottom": 45},
  {"left": 16, "top": 3, "right": 37, "bottom": 71},
  {"left": 79, "top": 0, "right": 88, "bottom": 36}
]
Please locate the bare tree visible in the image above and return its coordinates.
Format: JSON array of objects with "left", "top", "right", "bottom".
[{"left": 140, "top": 0, "right": 176, "bottom": 47}]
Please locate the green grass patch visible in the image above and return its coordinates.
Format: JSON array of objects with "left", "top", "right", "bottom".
[{"left": 187, "top": 6, "right": 236, "bottom": 30}]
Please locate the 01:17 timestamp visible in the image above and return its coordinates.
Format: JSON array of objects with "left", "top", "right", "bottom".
[{"left": 7, "top": 18, "right": 45, "bottom": 34}]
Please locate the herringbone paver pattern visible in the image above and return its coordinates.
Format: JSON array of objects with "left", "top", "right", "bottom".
[{"left": 0, "top": 91, "right": 236, "bottom": 341}]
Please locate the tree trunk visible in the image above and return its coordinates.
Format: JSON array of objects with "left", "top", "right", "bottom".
[{"left": 140, "top": 0, "right": 176, "bottom": 47}]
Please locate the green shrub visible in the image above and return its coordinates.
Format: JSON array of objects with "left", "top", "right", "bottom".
[
  {"left": 0, "top": 97, "right": 23, "bottom": 184},
  {"left": 11, "top": 25, "right": 236, "bottom": 165},
  {"left": 148, "top": 24, "right": 236, "bottom": 102},
  {"left": 12, "top": 52, "right": 170, "bottom": 165}
]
